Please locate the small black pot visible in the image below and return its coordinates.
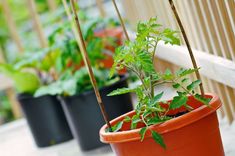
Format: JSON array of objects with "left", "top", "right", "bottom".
[
  {"left": 17, "top": 94, "right": 73, "bottom": 147},
  {"left": 59, "top": 75, "right": 133, "bottom": 151}
]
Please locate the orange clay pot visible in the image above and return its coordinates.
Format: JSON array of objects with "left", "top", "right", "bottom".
[
  {"left": 94, "top": 27, "right": 123, "bottom": 52},
  {"left": 100, "top": 93, "right": 224, "bottom": 156},
  {"left": 95, "top": 27, "right": 126, "bottom": 74}
]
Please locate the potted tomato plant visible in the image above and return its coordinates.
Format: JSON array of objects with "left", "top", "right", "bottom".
[
  {"left": 99, "top": 17, "right": 224, "bottom": 156},
  {"left": 0, "top": 60, "right": 73, "bottom": 147},
  {"left": 35, "top": 17, "right": 133, "bottom": 151}
]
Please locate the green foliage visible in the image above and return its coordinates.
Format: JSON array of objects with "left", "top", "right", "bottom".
[
  {"left": 35, "top": 67, "right": 119, "bottom": 97},
  {"left": 108, "top": 17, "right": 211, "bottom": 148},
  {"left": 170, "top": 93, "right": 188, "bottom": 109},
  {"left": 0, "top": 92, "right": 15, "bottom": 123},
  {"left": 0, "top": 63, "right": 40, "bottom": 94},
  {"left": 107, "top": 87, "right": 135, "bottom": 96},
  {"left": 151, "top": 130, "right": 166, "bottom": 149},
  {"left": 111, "top": 121, "right": 123, "bottom": 132},
  {"left": 139, "top": 127, "right": 147, "bottom": 142},
  {"left": 28, "top": 14, "right": 120, "bottom": 97}
]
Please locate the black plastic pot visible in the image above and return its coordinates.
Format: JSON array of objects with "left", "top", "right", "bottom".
[
  {"left": 59, "top": 75, "right": 133, "bottom": 151},
  {"left": 17, "top": 94, "right": 73, "bottom": 147}
]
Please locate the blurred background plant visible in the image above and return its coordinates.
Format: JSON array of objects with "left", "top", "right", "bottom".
[{"left": 0, "top": 92, "right": 14, "bottom": 124}]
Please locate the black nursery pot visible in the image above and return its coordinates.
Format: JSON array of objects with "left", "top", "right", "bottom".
[
  {"left": 17, "top": 94, "right": 73, "bottom": 148},
  {"left": 59, "top": 75, "right": 133, "bottom": 151}
]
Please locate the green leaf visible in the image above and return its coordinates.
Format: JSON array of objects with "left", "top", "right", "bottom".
[
  {"left": 176, "top": 68, "right": 199, "bottom": 77},
  {"left": 181, "top": 78, "right": 189, "bottom": 83},
  {"left": 111, "top": 121, "right": 123, "bottom": 132},
  {"left": 146, "top": 106, "right": 165, "bottom": 112},
  {"left": 107, "top": 87, "right": 135, "bottom": 96},
  {"left": 162, "top": 69, "right": 174, "bottom": 80},
  {"left": 170, "top": 95, "right": 188, "bottom": 109},
  {"left": 194, "top": 94, "right": 211, "bottom": 106},
  {"left": 147, "top": 117, "right": 163, "bottom": 126},
  {"left": 187, "top": 80, "right": 201, "bottom": 91},
  {"left": 161, "top": 28, "right": 180, "bottom": 45},
  {"left": 123, "top": 116, "right": 131, "bottom": 122},
  {"left": 151, "top": 130, "right": 166, "bottom": 149},
  {"left": 0, "top": 63, "right": 40, "bottom": 94},
  {"left": 139, "top": 127, "right": 147, "bottom": 142},
  {"left": 136, "top": 50, "right": 155, "bottom": 73},
  {"left": 131, "top": 115, "right": 141, "bottom": 129},
  {"left": 149, "top": 92, "right": 164, "bottom": 106},
  {"left": 172, "top": 83, "right": 180, "bottom": 89},
  {"left": 13, "top": 72, "right": 40, "bottom": 94}
]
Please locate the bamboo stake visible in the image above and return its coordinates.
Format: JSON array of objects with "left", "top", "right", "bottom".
[
  {"left": 47, "top": 0, "right": 57, "bottom": 12},
  {"left": 0, "top": 45, "right": 22, "bottom": 118},
  {"left": 96, "top": 0, "right": 106, "bottom": 17},
  {"left": 111, "top": 0, "right": 130, "bottom": 41},
  {"left": 168, "top": 0, "right": 205, "bottom": 96},
  {"left": 27, "top": 0, "right": 48, "bottom": 48},
  {"left": 63, "top": 0, "right": 112, "bottom": 131},
  {"left": 1, "top": 0, "right": 24, "bottom": 53}
]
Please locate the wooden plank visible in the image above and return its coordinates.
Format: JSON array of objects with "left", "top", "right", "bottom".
[{"left": 156, "top": 43, "right": 235, "bottom": 89}]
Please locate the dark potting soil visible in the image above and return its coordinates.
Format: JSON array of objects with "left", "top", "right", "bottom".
[{"left": 168, "top": 111, "right": 189, "bottom": 118}]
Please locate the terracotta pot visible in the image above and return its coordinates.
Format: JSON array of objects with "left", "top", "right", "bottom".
[
  {"left": 94, "top": 27, "right": 123, "bottom": 51},
  {"left": 100, "top": 93, "right": 224, "bottom": 156}
]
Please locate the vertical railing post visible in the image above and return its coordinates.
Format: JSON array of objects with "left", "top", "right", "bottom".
[{"left": 96, "top": 0, "right": 106, "bottom": 17}]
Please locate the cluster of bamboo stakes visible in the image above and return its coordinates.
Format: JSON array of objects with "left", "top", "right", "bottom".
[{"left": 0, "top": 0, "right": 234, "bottom": 125}]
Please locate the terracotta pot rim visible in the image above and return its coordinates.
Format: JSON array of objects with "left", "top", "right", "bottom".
[{"left": 100, "top": 93, "right": 221, "bottom": 143}]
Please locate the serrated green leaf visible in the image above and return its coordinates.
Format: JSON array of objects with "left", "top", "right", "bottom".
[
  {"left": 172, "top": 83, "right": 180, "bottom": 89},
  {"left": 111, "top": 121, "right": 123, "bottom": 132},
  {"left": 187, "top": 80, "right": 201, "bottom": 91},
  {"left": 139, "top": 127, "right": 147, "bottom": 142},
  {"left": 107, "top": 87, "right": 135, "bottom": 96},
  {"left": 151, "top": 130, "right": 166, "bottom": 149},
  {"left": 131, "top": 115, "right": 141, "bottom": 129},
  {"left": 162, "top": 69, "right": 174, "bottom": 80},
  {"left": 147, "top": 117, "right": 164, "bottom": 126},
  {"left": 146, "top": 106, "right": 165, "bottom": 112},
  {"left": 176, "top": 68, "right": 200, "bottom": 77},
  {"left": 181, "top": 78, "right": 189, "bottom": 83},
  {"left": 170, "top": 95, "right": 188, "bottom": 109},
  {"left": 124, "top": 116, "right": 131, "bottom": 122},
  {"left": 194, "top": 94, "right": 211, "bottom": 106},
  {"left": 149, "top": 92, "right": 164, "bottom": 106},
  {"left": 161, "top": 28, "right": 180, "bottom": 45}
]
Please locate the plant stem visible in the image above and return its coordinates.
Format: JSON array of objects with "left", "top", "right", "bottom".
[
  {"left": 168, "top": 0, "right": 204, "bottom": 96},
  {"left": 150, "top": 41, "right": 158, "bottom": 98}
]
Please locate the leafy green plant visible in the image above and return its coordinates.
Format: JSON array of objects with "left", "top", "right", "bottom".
[
  {"left": 35, "top": 67, "right": 119, "bottom": 97},
  {"left": 107, "top": 17, "right": 211, "bottom": 148},
  {"left": 33, "top": 14, "right": 121, "bottom": 97},
  {"left": 0, "top": 92, "right": 14, "bottom": 123}
]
